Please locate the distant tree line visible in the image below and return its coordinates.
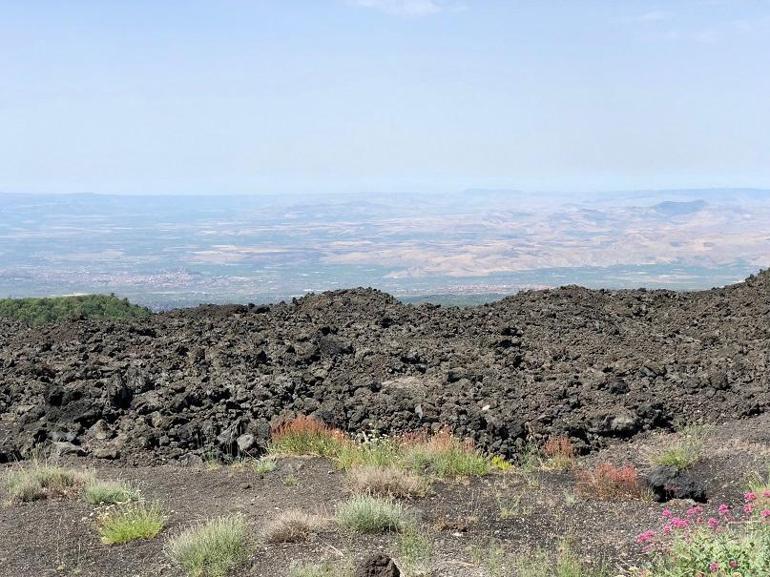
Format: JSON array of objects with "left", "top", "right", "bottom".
[{"left": 0, "top": 294, "right": 151, "bottom": 325}]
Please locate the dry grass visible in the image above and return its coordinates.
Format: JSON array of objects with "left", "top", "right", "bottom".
[
  {"left": 268, "top": 416, "right": 350, "bottom": 458},
  {"left": 401, "top": 429, "right": 491, "bottom": 478},
  {"left": 348, "top": 466, "right": 429, "bottom": 498},
  {"left": 542, "top": 436, "right": 576, "bottom": 470},
  {"left": 4, "top": 462, "right": 93, "bottom": 502},
  {"left": 262, "top": 509, "right": 327, "bottom": 543},
  {"left": 575, "top": 463, "right": 650, "bottom": 500},
  {"left": 83, "top": 479, "right": 141, "bottom": 505}
]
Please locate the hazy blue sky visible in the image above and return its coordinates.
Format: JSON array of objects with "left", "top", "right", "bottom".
[{"left": 2, "top": 0, "right": 769, "bottom": 195}]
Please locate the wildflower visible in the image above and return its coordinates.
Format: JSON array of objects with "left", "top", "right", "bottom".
[
  {"left": 708, "top": 561, "right": 720, "bottom": 572},
  {"left": 671, "top": 517, "right": 689, "bottom": 529},
  {"left": 661, "top": 508, "right": 672, "bottom": 518},
  {"left": 729, "top": 560, "right": 739, "bottom": 569},
  {"left": 718, "top": 503, "right": 731, "bottom": 516},
  {"left": 761, "top": 509, "right": 770, "bottom": 518},
  {"left": 662, "top": 523, "right": 672, "bottom": 535},
  {"left": 636, "top": 530, "right": 656, "bottom": 544},
  {"left": 707, "top": 517, "right": 719, "bottom": 529},
  {"left": 743, "top": 503, "right": 753, "bottom": 514},
  {"left": 763, "top": 489, "right": 770, "bottom": 498},
  {"left": 744, "top": 491, "right": 756, "bottom": 502}
]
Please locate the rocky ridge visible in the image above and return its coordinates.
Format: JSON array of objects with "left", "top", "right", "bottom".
[{"left": 1, "top": 271, "right": 768, "bottom": 464}]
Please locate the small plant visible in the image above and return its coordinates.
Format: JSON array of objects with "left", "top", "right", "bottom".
[
  {"left": 83, "top": 479, "right": 141, "bottom": 505},
  {"left": 250, "top": 457, "right": 277, "bottom": 475},
  {"left": 648, "top": 424, "right": 710, "bottom": 472},
  {"left": 348, "top": 466, "right": 428, "bottom": 498},
  {"left": 289, "top": 560, "right": 354, "bottom": 577},
  {"left": 166, "top": 515, "right": 250, "bottom": 577},
  {"left": 542, "top": 436, "right": 576, "bottom": 470},
  {"left": 336, "top": 495, "right": 410, "bottom": 533},
  {"left": 575, "top": 463, "right": 648, "bottom": 500},
  {"left": 4, "top": 462, "right": 92, "bottom": 502},
  {"left": 282, "top": 474, "right": 299, "bottom": 487},
  {"left": 515, "top": 543, "right": 607, "bottom": 577},
  {"left": 262, "top": 509, "right": 326, "bottom": 543},
  {"left": 268, "top": 415, "right": 350, "bottom": 458},
  {"left": 336, "top": 433, "right": 403, "bottom": 470},
  {"left": 491, "top": 455, "right": 513, "bottom": 472},
  {"left": 402, "top": 429, "right": 491, "bottom": 478},
  {"left": 396, "top": 524, "right": 433, "bottom": 572},
  {"left": 470, "top": 540, "right": 508, "bottom": 577},
  {"left": 98, "top": 502, "right": 167, "bottom": 544},
  {"left": 634, "top": 492, "right": 770, "bottom": 577}
]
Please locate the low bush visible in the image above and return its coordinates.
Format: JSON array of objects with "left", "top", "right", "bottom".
[
  {"left": 575, "top": 463, "right": 648, "bottom": 500},
  {"left": 98, "top": 502, "right": 166, "bottom": 544},
  {"left": 336, "top": 495, "right": 411, "bottom": 533},
  {"left": 348, "top": 466, "right": 428, "bottom": 498},
  {"left": 84, "top": 479, "right": 141, "bottom": 505},
  {"left": 268, "top": 416, "right": 350, "bottom": 458},
  {"left": 4, "top": 462, "right": 92, "bottom": 502},
  {"left": 262, "top": 510, "right": 326, "bottom": 543},
  {"left": 166, "top": 515, "right": 250, "bottom": 577},
  {"left": 542, "top": 436, "right": 576, "bottom": 470}
]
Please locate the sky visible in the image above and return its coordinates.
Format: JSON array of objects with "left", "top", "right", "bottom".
[{"left": 1, "top": 0, "right": 770, "bottom": 196}]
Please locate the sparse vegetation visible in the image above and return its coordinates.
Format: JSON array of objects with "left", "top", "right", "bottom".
[
  {"left": 0, "top": 294, "right": 150, "bottom": 325},
  {"left": 542, "top": 436, "right": 576, "bottom": 471},
  {"left": 288, "top": 560, "right": 354, "bottom": 577},
  {"left": 348, "top": 465, "right": 428, "bottom": 498},
  {"left": 250, "top": 457, "right": 277, "bottom": 475},
  {"left": 514, "top": 543, "right": 607, "bottom": 577},
  {"left": 262, "top": 510, "right": 326, "bottom": 543},
  {"left": 336, "top": 495, "right": 411, "bottom": 533},
  {"left": 166, "top": 515, "right": 250, "bottom": 577},
  {"left": 575, "top": 463, "right": 649, "bottom": 500},
  {"left": 98, "top": 502, "right": 167, "bottom": 544},
  {"left": 396, "top": 524, "right": 433, "bottom": 572},
  {"left": 84, "top": 479, "right": 141, "bottom": 505},
  {"left": 4, "top": 462, "right": 92, "bottom": 502},
  {"left": 402, "top": 429, "right": 491, "bottom": 478},
  {"left": 648, "top": 424, "right": 710, "bottom": 472},
  {"left": 268, "top": 415, "right": 350, "bottom": 458}
]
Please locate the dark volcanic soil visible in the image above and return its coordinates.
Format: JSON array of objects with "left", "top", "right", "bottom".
[{"left": 1, "top": 271, "right": 769, "bottom": 464}]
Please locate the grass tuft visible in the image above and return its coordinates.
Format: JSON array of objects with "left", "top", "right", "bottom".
[
  {"left": 336, "top": 495, "right": 411, "bottom": 533},
  {"left": 575, "top": 463, "right": 649, "bottom": 500},
  {"left": 289, "top": 560, "right": 354, "bottom": 577},
  {"left": 250, "top": 457, "right": 277, "bottom": 475},
  {"left": 84, "top": 479, "right": 141, "bottom": 505},
  {"left": 348, "top": 465, "right": 429, "bottom": 498},
  {"left": 166, "top": 515, "right": 250, "bottom": 577},
  {"left": 98, "top": 502, "right": 166, "bottom": 544},
  {"left": 4, "top": 462, "right": 92, "bottom": 502},
  {"left": 648, "top": 424, "right": 710, "bottom": 471},
  {"left": 402, "top": 429, "right": 491, "bottom": 478},
  {"left": 268, "top": 416, "right": 350, "bottom": 458},
  {"left": 262, "top": 509, "right": 326, "bottom": 543}
]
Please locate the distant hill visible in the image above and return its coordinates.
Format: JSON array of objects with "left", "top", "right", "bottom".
[
  {"left": 0, "top": 294, "right": 151, "bottom": 325},
  {"left": 652, "top": 200, "right": 708, "bottom": 217}
]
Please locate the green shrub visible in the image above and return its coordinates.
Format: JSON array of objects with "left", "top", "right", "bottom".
[
  {"left": 0, "top": 294, "right": 150, "bottom": 325},
  {"left": 336, "top": 495, "right": 410, "bottom": 533},
  {"left": 4, "top": 463, "right": 92, "bottom": 502},
  {"left": 166, "top": 515, "right": 250, "bottom": 577},
  {"left": 84, "top": 479, "right": 140, "bottom": 505},
  {"left": 98, "top": 502, "right": 166, "bottom": 544}
]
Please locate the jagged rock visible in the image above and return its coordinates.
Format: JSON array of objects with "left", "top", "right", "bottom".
[
  {"left": 646, "top": 465, "right": 707, "bottom": 502},
  {"left": 354, "top": 554, "right": 400, "bottom": 577}
]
